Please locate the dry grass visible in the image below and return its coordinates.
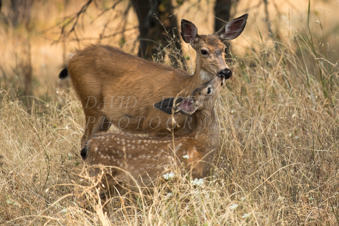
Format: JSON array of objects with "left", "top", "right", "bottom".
[{"left": 1, "top": 0, "right": 339, "bottom": 225}]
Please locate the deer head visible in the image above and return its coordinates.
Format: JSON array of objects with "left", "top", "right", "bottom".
[
  {"left": 154, "top": 75, "right": 225, "bottom": 116},
  {"left": 181, "top": 14, "right": 248, "bottom": 79}
]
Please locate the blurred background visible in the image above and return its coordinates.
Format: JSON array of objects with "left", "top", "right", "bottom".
[{"left": 0, "top": 0, "right": 338, "bottom": 100}]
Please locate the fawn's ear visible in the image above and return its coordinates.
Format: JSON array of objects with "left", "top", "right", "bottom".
[
  {"left": 176, "top": 97, "right": 198, "bottom": 115},
  {"left": 154, "top": 97, "right": 198, "bottom": 115},
  {"left": 215, "top": 13, "right": 248, "bottom": 41},
  {"left": 154, "top": 98, "right": 183, "bottom": 115},
  {"left": 181, "top": 19, "right": 198, "bottom": 43}
]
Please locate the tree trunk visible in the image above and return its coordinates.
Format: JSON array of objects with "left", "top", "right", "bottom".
[
  {"left": 11, "top": 0, "right": 32, "bottom": 28},
  {"left": 214, "top": 0, "right": 233, "bottom": 32},
  {"left": 130, "top": 0, "right": 185, "bottom": 69},
  {"left": 11, "top": 0, "right": 33, "bottom": 98}
]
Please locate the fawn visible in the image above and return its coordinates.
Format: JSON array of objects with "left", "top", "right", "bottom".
[{"left": 81, "top": 75, "right": 225, "bottom": 188}]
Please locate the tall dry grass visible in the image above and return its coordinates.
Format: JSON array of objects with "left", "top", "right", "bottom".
[{"left": 1, "top": 0, "right": 339, "bottom": 225}]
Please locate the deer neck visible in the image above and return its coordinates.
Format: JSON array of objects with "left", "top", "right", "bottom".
[
  {"left": 190, "top": 55, "right": 215, "bottom": 88},
  {"left": 192, "top": 108, "right": 219, "bottom": 140}
]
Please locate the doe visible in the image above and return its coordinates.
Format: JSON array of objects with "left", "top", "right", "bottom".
[{"left": 59, "top": 14, "right": 248, "bottom": 146}]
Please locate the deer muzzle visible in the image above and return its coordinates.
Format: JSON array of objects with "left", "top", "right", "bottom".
[{"left": 218, "top": 68, "right": 232, "bottom": 79}]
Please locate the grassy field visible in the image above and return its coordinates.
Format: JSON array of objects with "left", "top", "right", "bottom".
[{"left": 1, "top": 0, "right": 339, "bottom": 225}]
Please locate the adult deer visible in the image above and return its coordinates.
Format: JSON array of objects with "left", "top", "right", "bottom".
[
  {"left": 59, "top": 14, "right": 248, "bottom": 146},
  {"left": 81, "top": 75, "right": 224, "bottom": 188}
]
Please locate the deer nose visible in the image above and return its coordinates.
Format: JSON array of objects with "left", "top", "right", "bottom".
[{"left": 218, "top": 69, "right": 232, "bottom": 79}]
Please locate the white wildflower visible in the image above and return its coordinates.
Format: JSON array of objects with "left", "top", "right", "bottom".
[
  {"left": 61, "top": 208, "right": 68, "bottom": 213},
  {"left": 191, "top": 178, "right": 204, "bottom": 186},
  {"left": 166, "top": 193, "right": 173, "bottom": 198},
  {"left": 163, "top": 172, "right": 175, "bottom": 180},
  {"left": 242, "top": 213, "right": 251, "bottom": 218},
  {"left": 182, "top": 155, "right": 189, "bottom": 159},
  {"left": 230, "top": 204, "right": 238, "bottom": 210}
]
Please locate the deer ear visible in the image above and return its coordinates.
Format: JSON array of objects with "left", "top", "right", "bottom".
[
  {"left": 176, "top": 97, "right": 198, "bottom": 115},
  {"left": 154, "top": 98, "right": 183, "bottom": 115},
  {"left": 215, "top": 13, "right": 248, "bottom": 41},
  {"left": 181, "top": 19, "right": 198, "bottom": 43}
]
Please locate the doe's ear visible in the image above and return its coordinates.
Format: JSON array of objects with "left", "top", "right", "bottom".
[
  {"left": 215, "top": 13, "right": 248, "bottom": 41},
  {"left": 154, "top": 98, "right": 183, "bottom": 115},
  {"left": 181, "top": 19, "right": 198, "bottom": 43}
]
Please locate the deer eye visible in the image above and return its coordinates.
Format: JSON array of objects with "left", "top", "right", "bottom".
[
  {"left": 200, "top": 49, "right": 208, "bottom": 56},
  {"left": 207, "top": 87, "right": 212, "bottom": 95}
]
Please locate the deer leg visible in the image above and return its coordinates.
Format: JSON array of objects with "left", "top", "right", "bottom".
[{"left": 81, "top": 114, "right": 105, "bottom": 147}]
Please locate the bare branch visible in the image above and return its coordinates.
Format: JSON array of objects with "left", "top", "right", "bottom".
[
  {"left": 56, "top": 0, "right": 93, "bottom": 42},
  {"left": 68, "top": 0, "right": 93, "bottom": 34},
  {"left": 91, "top": 0, "right": 124, "bottom": 24},
  {"left": 67, "top": 26, "right": 138, "bottom": 42}
]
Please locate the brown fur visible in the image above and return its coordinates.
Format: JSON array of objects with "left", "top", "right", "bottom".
[
  {"left": 82, "top": 76, "right": 224, "bottom": 188},
  {"left": 63, "top": 15, "right": 248, "bottom": 146}
]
